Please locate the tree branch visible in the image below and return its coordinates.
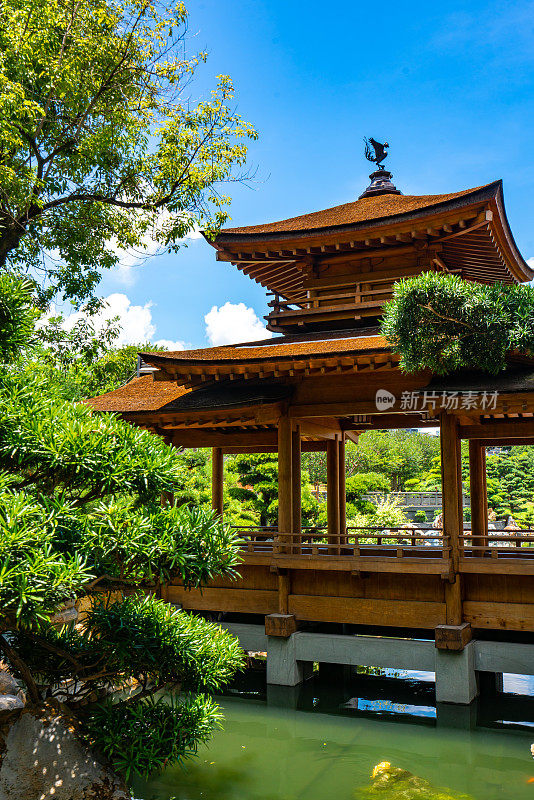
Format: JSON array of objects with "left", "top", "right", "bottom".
[
  {"left": 0, "top": 634, "right": 42, "bottom": 705},
  {"left": 422, "top": 303, "right": 475, "bottom": 330}
]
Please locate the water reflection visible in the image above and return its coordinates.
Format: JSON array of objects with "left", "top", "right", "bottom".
[{"left": 132, "top": 667, "right": 534, "bottom": 800}]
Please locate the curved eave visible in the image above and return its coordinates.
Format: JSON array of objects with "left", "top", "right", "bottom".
[
  {"left": 204, "top": 180, "right": 532, "bottom": 295},
  {"left": 488, "top": 183, "right": 533, "bottom": 282}
]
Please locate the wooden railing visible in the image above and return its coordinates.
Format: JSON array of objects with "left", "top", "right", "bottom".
[
  {"left": 232, "top": 526, "right": 534, "bottom": 562},
  {"left": 362, "top": 491, "right": 470, "bottom": 508},
  {"left": 232, "top": 526, "right": 450, "bottom": 559},
  {"left": 267, "top": 284, "right": 394, "bottom": 314},
  {"left": 460, "top": 530, "right": 534, "bottom": 558}
]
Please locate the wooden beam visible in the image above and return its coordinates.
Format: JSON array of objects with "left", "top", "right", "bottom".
[
  {"left": 468, "top": 441, "right": 487, "bottom": 550},
  {"left": 221, "top": 440, "right": 327, "bottom": 454},
  {"left": 171, "top": 431, "right": 278, "bottom": 448},
  {"left": 460, "top": 421, "right": 534, "bottom": 439},
  {"left": 278, "top": 571, "right": 290, "bottom": 615},
  {"left": 211, "top": 447, "right": 224, "bottom": 517},
  {"left": 475, "top": 437, "right": 534, "bottom": 447}
]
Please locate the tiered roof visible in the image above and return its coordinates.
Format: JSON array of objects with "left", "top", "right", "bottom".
[
  {"left": 209, "top": 180, "right": 533, "bottom": 298},
  {"left": 87, "top": 174, "right": 532, "bottom": 424},
  {"left": 87, "top": 330, "right": 394, "bottom": 414}
]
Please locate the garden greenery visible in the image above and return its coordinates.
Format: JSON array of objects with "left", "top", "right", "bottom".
[
  {"left": 381, "top": 272, "right": 534, "bottom": 374},
  {"left": 0, "top": 273, "right": 244, "bottom": 782}
]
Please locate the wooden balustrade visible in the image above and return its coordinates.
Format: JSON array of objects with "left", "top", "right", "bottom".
[
  {"left": 232, "top": 525, "right": 534, "bottom": 562},
  {"left": 460, "top": 530, "right": 534, "bottom": 558},
  {"left": 232, "top": 525, "right": 450, "bottom": 559},
  {"left": 266, "top": 284, "right": 393, "bottom": 322}
]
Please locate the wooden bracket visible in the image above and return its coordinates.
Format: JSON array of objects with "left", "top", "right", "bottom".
[
  {"left": 265, "top": 613, "right": 297, "bottom": 638},
  {"left": 435, "top": 623, "right": 472, "bottom": 651}
]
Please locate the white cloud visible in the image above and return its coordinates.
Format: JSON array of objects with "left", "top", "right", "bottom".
[
  {"left": 53, "top": 293, "right": 187, "bottom": 349},
  {"left": 204, "top": 302, "right": 272, "bottom": 347},
  {"left": 528, "top": 257, "right": 534, "bottom": 268},
  {"left": 154, "top": 338, "right": 186, "bottom": 352}
]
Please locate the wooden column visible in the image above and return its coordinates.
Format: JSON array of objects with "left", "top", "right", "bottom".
[
  {"left": 327, "top": 437, "right": 340, "bottom": 552},
  {"left": 292, "top": 426, "right": 301, "bottom": 540},
  {"left": 211, "top": 447, "right": 224, "bottom": 517},
  {"left": 440, "top": 413, "right": 463, "bottom": 625},
  {"left": 161, "top": 434, "right": 175, "bottom": 508},
  {"left": 278, "top": 570, "right": 290, "bottom": 614},
  {"left": 278, "top": 415, "right": 293, "bottom": 551},
  {"left": 338, "top": 435, "right": 346, "bottom": 545},
  {"left": 469, "top": 440, "right": 488, "bottom": 553}
]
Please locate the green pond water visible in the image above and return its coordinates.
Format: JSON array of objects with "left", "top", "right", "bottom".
[{"left": 132, "top": 671, "right": 534, "bottom": 800}]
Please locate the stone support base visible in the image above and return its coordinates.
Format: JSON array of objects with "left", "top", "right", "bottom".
[
  {"left": 435, "top": 642, "right": 478, "bottom": 704},
  {"left": 266, "top": 635, "right": 313, "bottom": 686}
]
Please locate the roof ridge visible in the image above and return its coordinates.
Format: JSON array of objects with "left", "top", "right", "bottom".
[{"left": 217, "top": 182, "right": 495, "bottom": 237}]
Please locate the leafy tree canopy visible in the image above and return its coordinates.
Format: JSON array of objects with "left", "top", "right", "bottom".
[
  {"left": 346, "top": 471, "right": 391, "bottom": 514},
  {"left": 381, "top": 272, "right": 534, "bottom": 375},
  {"left": 227, "top": 453, "right": 318, "bottom": 528},
  {"left": 0, "top": 0, "right": 256, "bottom": 308}
]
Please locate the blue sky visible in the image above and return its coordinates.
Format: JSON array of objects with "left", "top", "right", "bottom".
[{"left": 93, "top": 0, "right": 534, "bottom": 350}]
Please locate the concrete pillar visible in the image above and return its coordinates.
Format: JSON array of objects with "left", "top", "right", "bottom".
[
  {"left": 266, "top": 684, "right": 302, "bottom": 709},
  {"left": 266, "top": 634, "right": 313, "bottom": 686},
  {"left": 436, "top": 701, "right": 478, "bottom": 729},
  {"left": 435, "top": 641, "right": 478, "bottom": 704}
]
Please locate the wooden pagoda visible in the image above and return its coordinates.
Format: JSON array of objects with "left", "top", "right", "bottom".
[{"left": 88, "top": 169, "right": 534, "bottom": 644}]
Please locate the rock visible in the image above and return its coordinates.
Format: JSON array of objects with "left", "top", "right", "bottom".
[
  {"left": 0, "top": 696, "right": 24, "bottom": 713},
  {"left": 0, "top": 705, "right": 130, "bottom": 800},
  {"left": 356, "top": 761, "right": 474, "bottom": 799},
  {"left": 0, "top": 669, "right": 22, "bottom": 700},
  {"left": 49, "top": 599, "right": 79, "bottom": 627}
]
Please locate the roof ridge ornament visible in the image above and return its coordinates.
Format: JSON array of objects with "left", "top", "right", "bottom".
[{"left": 359, "top": 137, "right": 402, "bottom": 199}]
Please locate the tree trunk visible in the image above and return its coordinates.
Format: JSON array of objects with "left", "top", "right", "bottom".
[{"left": 0, "top": 225, "right": 26, "bottom": 268}]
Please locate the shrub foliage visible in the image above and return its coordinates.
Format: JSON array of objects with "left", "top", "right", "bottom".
[
  {"left": 382, "top": 272, "right": 534, "bottom": 374},
  {"left": 0, "top": 275, "right": 243, "bottom": 782}
]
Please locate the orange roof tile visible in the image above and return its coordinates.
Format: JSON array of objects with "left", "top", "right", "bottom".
[
  {"left": 141, "top": 334, "right": 390, "bottom": 365},
  {"left": 86, "top": 375, "right": 190, "bottom": 413},
  {"left": 218, "top": 184, "right": 492, "bottom": 237}
]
